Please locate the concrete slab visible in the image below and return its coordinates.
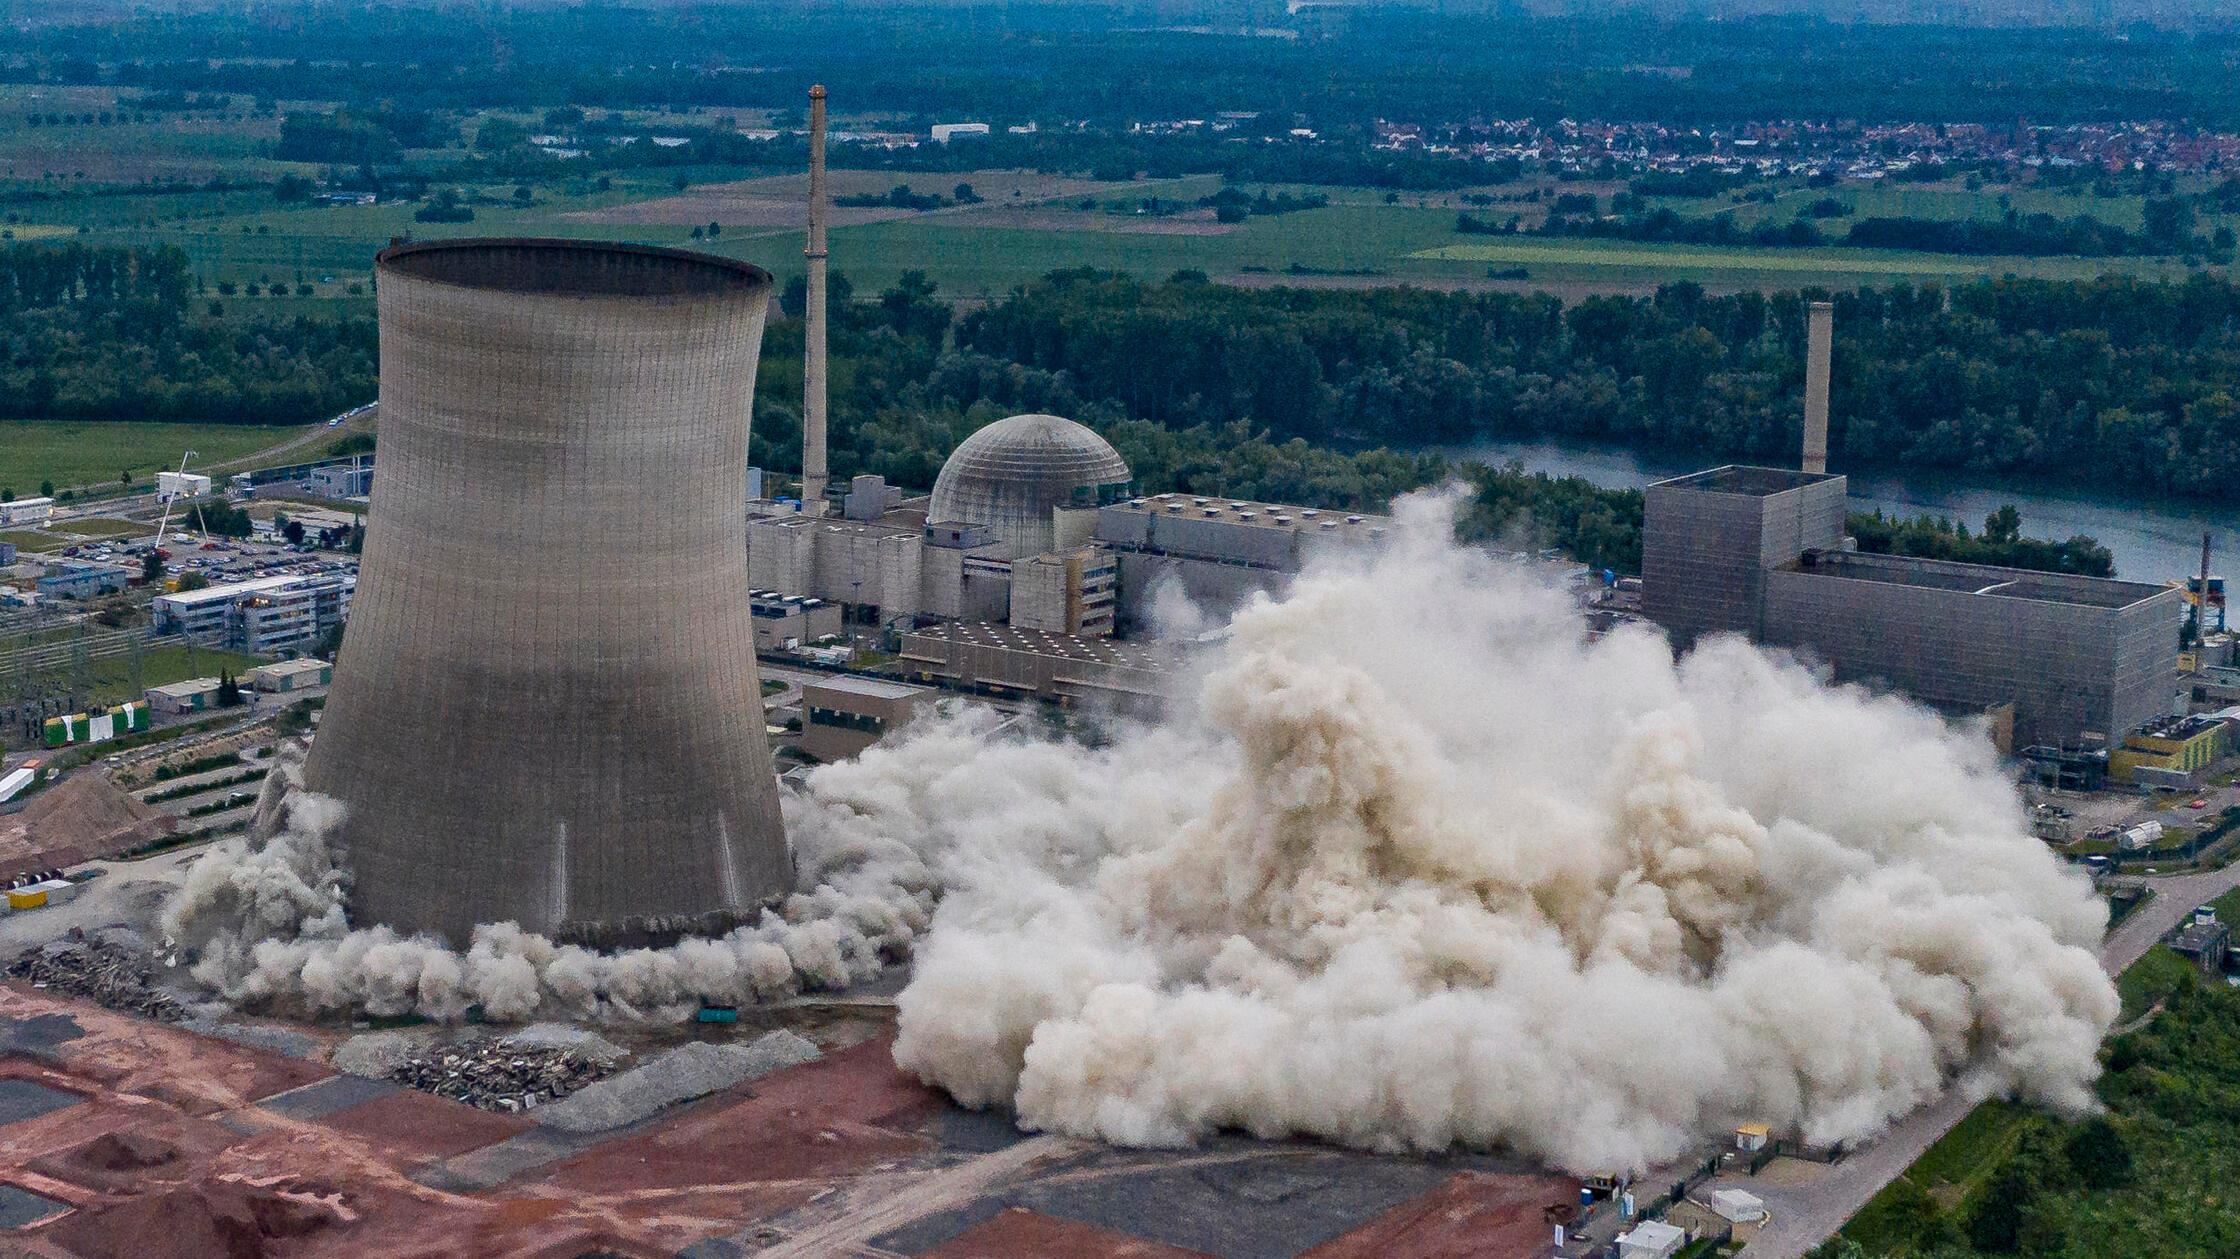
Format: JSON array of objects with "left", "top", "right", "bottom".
[
  {"left": 0, "top": 1077, "right": 84, "bottom": 1127},
  {"left": 938, "top": 1105, "right": 1035, "bottom": 1154},
  {"left": 920, "top": 1207, "right": 1215, "bottom": 1258},
  {"left": 411, "top": 1125, "right": 606, "bottom": 1193},
  {"left": 0, "top": 1012, "right": 84, "bottom": 1061},
  {"left": 0, "top": 1181, "right": 70, "bottom": 1228},
  {"left": 1012, "top": 1143, "right": 1453, "bottom": 1259},
  {"left": 257, "top": 1072, "right": 398, "bottom": 1120}
]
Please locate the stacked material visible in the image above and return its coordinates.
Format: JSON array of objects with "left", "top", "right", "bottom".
[
  {"left": 535, "top": 1032, "right": 820, "bottom": 1133},
  {"left": 6, "top": 932, "right": 185, "bottom": 1021},
  {"left": 384, "top": 1040, "right": 617, "bottom": 1113}
]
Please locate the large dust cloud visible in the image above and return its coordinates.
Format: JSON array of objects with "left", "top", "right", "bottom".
[{"left": 160, "top": 490, "right": 2116, "bottom": 1172}]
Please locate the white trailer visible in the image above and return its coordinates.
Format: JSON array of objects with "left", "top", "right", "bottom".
[{"left": 2121, "top": 820, "right": 2165, "bottom": 850}]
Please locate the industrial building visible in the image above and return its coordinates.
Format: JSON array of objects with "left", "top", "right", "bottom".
[
  {"left": 798, "top": 675, "right": 938, "bottom": 761},
  {"left": 746, "top": 413, "right": 1389, "bottom": 641},
  {"left": 146, "top": 677, "right": 225, "bottom": 716},
  {"left": 35, "top": 561, "right": 130, "bottom": 600},
  {"left": 899, "top": 621, "right": 1179, "bottom": 709},
  {"left": 152, "top": 572, "right": 354, "bottom": 655},
  {"left": 300, "top": 238, "right": 792, "bottom": 947},
  {"left": 248, "top": 657, "right": 332, "bottom": 693},
  {"left": 749, "top": 590, "right": 844, "bottom": 652},
  {"left": 156, "top": 471, "right": 213, "bottom": 502},
  {"left": 1642, "top": 464, "right": 2181, "bottom": 748},
  {"left": 2109, "top": 714, "right": 2228, "bottom": 786},
  {"left": 2172, "top": 908, "right": 2232, "bottom": 975},
  {"left": 307, "top": 458, "right": 373, "bottom": 499},
  {"left": 1009, "top": 546, "right": 1118, "bottom": 636},
  {"left": 1094, "top": 492, "right": 1390, "bottom": 628},
  {"left": 927, "top": 413, "right": 1134, "bottom": 561},
  {"left": 747, "top": 412, "right": 1136, "bottom": 637},
  {"left": 0, "top": 496, "right": 53, "bottom": 527}
]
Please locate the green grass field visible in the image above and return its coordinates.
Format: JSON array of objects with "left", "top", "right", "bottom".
[
  {"left": 51, "top": 517, "right": 155, "bottom": 539},
  {"left": 1841, "top": 1100, "right": 2033, "bottom": 1250},
  {"left": 0, "top": 528, "right": 66, "bottom": 552},
  {"left": 84, "top": 643, "right": 265, "bottom": 707},
  {"left": 0, "top": 421, "right": 309, "bottom": 497}
]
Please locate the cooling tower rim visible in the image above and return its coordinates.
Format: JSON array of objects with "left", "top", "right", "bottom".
[{"left": 375, "top": 237, "right": 772, "bottom": 301}]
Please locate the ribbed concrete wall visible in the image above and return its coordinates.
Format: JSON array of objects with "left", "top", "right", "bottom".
[{"left": 303, "top": 239, "right": 792, "bottom": 946}]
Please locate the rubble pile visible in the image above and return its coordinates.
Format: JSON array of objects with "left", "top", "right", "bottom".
[
  {"left": 6, "top": 932, "right": 186, "bottom": 1021},
  {"left": 385, "top": 1039, "right": 619, "bottom": 1113}
]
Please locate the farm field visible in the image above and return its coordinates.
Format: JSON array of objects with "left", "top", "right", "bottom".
[{"left": 0, "top": 421, "right": 311, "bottom": 498}]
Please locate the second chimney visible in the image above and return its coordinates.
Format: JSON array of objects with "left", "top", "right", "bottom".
[
  {"left": 801, "top": 84, "right": 831, "bottom": 516},
  {"left": 1802, "top": 300, "right": 1833, "bottom": 475}
]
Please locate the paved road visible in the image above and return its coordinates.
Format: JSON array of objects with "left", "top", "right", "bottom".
[{"left": 1736, "top": 861, "right": 2240, "bottom": 1258}]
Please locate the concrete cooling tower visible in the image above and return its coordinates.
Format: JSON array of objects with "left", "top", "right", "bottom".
[{"left": 301, "top": 239, "right": 792, "bottom": 947}]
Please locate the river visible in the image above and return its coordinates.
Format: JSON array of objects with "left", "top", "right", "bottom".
[{"left": 1442, "top": 437, "right": 2238, "bottom": 586}]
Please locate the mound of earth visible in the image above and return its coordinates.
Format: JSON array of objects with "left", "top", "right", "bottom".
[
  {"left": 47, "top": 1178, "right": 347, "bottom": 1259},
  {"left": 0, "top": 773, "right": 173, "bottom": 874}
]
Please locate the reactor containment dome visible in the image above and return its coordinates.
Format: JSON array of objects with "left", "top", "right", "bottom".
[
  {"left": 300, "top": 238, "right": 793, "bottom": 947},
  {"left": 927, "top": 413, "right": 1133, "bottom": 560}
]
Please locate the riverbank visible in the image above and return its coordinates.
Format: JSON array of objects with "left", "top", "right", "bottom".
[{"left": 1437, "top": 436, "right": 2238, "bottom": 585}]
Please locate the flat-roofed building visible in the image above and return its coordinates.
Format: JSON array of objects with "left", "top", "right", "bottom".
[
  {"left": 747, "top": 514, "right": 924, "bottom": 622},
  {"left": 749, "top": 590, "right": 844, "bottom": 652},
  {"left": 1645, "top": 464, "right": 2181, "bottom": 747},
  {"left": 2109, "top": 713, "right": 2227, "bottom": 784},
  {"left": 1093, "top": 493, "right": 1389, "bottom": 630},
  {"left": 1642, "top": 466, "right": 1847, "bottom": 645},
  {"left": 1010, "top": 546, "right": 1118, "bottom": 637},
  {"left": 899, "top": 621, "right": 1180, "bottom": 710},
  {"left": 147, "top": 677, "right": 223, "bottom": 715},
  {"left": 798, "top": 675, "right": 938, "bottom": 761},
  {"left": 157, "top": 472, "right": 213, "bottom": 502},
  {"left": 0, "top": 497, "right": 54, "bottom": 527},
  {"left": 153, "top": 571, "right": 354, "bottom": 655},
  {"left": 247, "top": 658, "right": 333, "bottom": 693},
  {"left": 36, "top": 561, "right": 130, "bottom": 600}
]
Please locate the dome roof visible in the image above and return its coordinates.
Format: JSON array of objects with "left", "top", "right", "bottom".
[{"left": 929, "top": 413, "right": 1132, "bottom": 561}]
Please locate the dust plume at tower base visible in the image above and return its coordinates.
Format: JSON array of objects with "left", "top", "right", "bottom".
[{"left": 162, "top": 490, "right": 2115, "bottom": 1174}]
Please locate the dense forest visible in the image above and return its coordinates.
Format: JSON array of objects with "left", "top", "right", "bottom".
[
  {"left": 6, "top": 4, "right": 2239, "bottom": 129},
  {"left": 958, "top": 270, "right": 2240, "bottom": 498},
  {"left": 740, "top": 265, "right": 2114, "bottom": 577},
  {"left": 0, "top": 242, "right": 375, "bottom": 424},
  {"left": 0, "top": 237, "right": 2145, "bottom": 575}
]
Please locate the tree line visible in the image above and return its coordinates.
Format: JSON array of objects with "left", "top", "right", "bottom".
[
  {"left": 741, "top": 267, "right": 2114, "bottom": 578},
  {"left": 18, "top": 5, "right": 2240, "bottom": 129},
  {"left": 956, "top": 269, "right": 2240, "bottom": 499},
  {"left": 0, "top": 242, "right": 374, "bottom": 425}
]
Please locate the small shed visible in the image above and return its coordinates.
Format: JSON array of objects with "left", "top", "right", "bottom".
[
  {"left": 1712, "top": 1187, "right": 1768, "bottom": 1223},
  {"left": 1616, "top": 1219, "right": 1688, "bottom": 1259},
  {"left": 1734, "top": 1122, "right": 1770, "bottom": 1152}
]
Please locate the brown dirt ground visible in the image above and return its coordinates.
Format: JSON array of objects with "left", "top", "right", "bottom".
[
  {"left": 1300, "top": 1169, "right": 1578, "bottom": 1259},
  {"left": 0, "top": 982, "right": 1581, "bottom": 1259}
]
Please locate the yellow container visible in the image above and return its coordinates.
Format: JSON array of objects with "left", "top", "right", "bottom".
[{"left": 6, "top": 889, "right": 47, "bottom": 910}]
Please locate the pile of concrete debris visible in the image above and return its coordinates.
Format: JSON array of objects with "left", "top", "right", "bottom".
[
  {"left": 385, "top": 1040, "right": 619, "bottom": 1113},
  {"left": 6, "top": 931, "right": 186, "bottom": 1022}
]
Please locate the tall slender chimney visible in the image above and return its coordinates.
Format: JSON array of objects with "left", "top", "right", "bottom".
[
  {"left": 1802, "top": 300, "right": 1833, "bottom": 475},
  {"left": 801, "top": 84, "right": 830, "bottom": 516}
]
